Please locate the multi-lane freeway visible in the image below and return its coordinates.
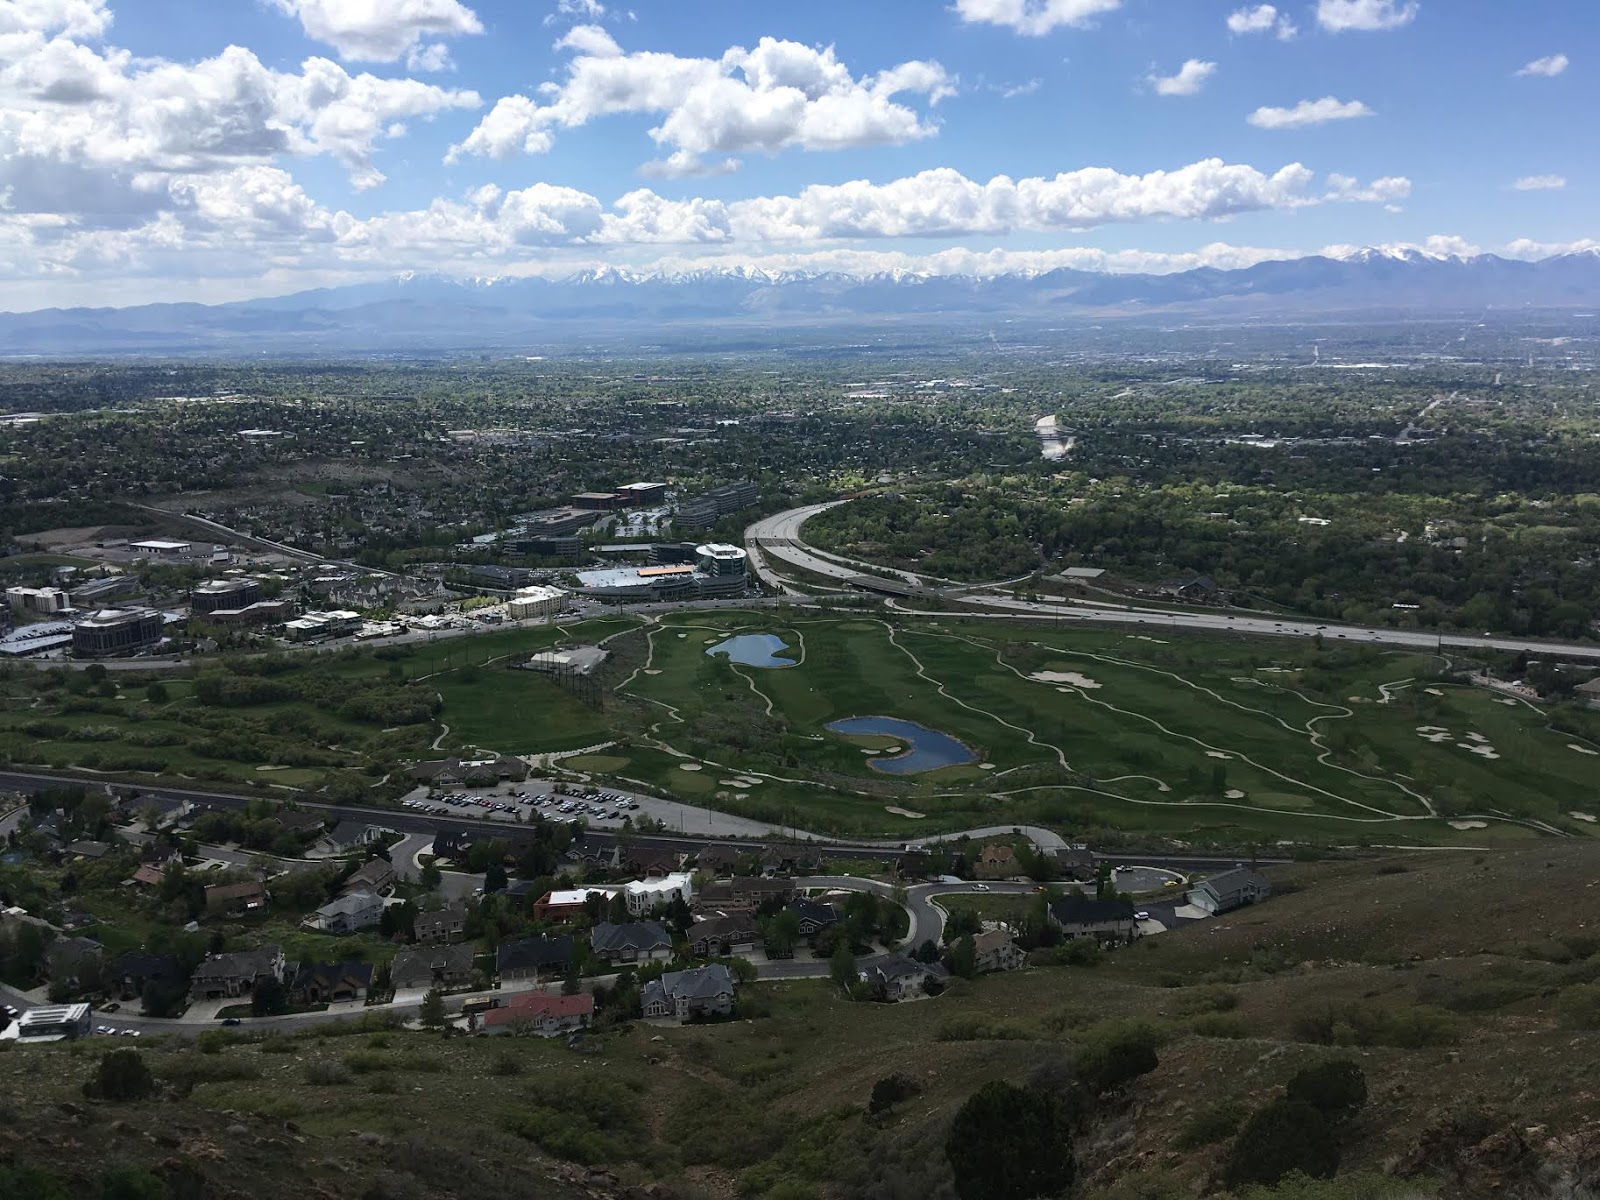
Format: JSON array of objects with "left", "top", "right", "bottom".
[{"left": 745, "top": 503, "right": 1600, "bottom": 663}]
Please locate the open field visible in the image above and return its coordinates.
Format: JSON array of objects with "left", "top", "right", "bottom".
[{"left": 589, "top": 609, "right": 1600, "bottom": 845}]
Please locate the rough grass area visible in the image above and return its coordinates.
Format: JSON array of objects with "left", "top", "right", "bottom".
[{"left": 6, "top": 846, "right": 1600, "bottom": 1199}]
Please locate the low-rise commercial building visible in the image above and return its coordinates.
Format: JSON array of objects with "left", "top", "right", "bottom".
[
  {"left": 71, "top": 607, "right": 164, "bottom": 657},
  {"left": 506, "top": 585, "right": 566, "bottom": 620},
  {"left": 675, "top": 480, "right": 758, "bottom": 530},
  {"left": 131, "top": 539, "right": 193, "bottom": 558},
  {"left": 572, "top": 491, "right": 626, "bottom": 511},
  {"left": 11, "top": 1003, "right": 92, "bottom": 1042},
  {"left": 617, "top": 481, "right": 669, "bottom": 505},
  {"left": 283, "top": 610, "right": 362, "bottom": 641}
]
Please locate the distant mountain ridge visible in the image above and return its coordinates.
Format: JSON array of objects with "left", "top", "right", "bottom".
[{"left": 5, "top": 249, "right": 1599, "bottom": 355}]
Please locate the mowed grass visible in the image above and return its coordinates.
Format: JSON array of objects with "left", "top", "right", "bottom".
[{"left": 611, "top": 610, "right": 1600, "bottom": 843}]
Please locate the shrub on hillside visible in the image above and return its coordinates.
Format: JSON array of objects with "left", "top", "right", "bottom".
[
  {"left": 868, "top": 1073, "right": 922, "bottom": 1115},
  {"left": 946, "top": 1081, "right": 1075, "bottom": 1200},
  {"left": 1286, "top": 1061, "right": 1368, "bottom": 1122},
  {"left": 1556, "top": 984, "right": 1600, "bottom": 1029},
  {"left": 84, "top": 1049, "right": 155, "bottom": 1102},
  {"left": 1225, "top": 1098, "right": 1341, "bottom": 1190},
  {"left": 1174, "top": 1100, "right": 1248, "bottom": 1150},
  {"left": 1076, "top": 1024, "right": 1161, "bottom": 1094}
]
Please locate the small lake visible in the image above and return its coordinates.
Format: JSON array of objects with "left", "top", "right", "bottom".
[
  {"left": 707, "top": 633, "right": 796, "bottom": 669},
  {"left": 826, "top": 715, "right": 978, "bottom": 775}
]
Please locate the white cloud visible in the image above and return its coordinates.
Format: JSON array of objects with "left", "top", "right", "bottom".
[
  {"left": 951, "top": 0, "right": 1120, "bottom": 36},
  {"left": 1248, "top": 96, "right": 1373, "bottom": 128},
  {"left": 998, "top": 78, "right": 1041, "bottom": 99},
  {"left": 1149, "top": 59, "right": 1215, "bottom": 97},
  {"left": 1504, "top": 237, "right": 1599, "bottom": 259},
  {"left": 449, "top": 33, "right": 953, "bottom": 174},
  {"left": 1315, "top": 0, "right": 1418, "bottom": 32},
  {"left": 268, "top": 0, "right": 483, "bottom": 64},
  {"left": 1227, "top": 5, "right": 1296, "bottom": 38},
  {"left": 1513, "top": 174, "right": 1566, "bottom": 191},
  {"left": 1324, "top": 173, "right": 1410, "bottom": 202},
  {"left": 549, "top": 0, "right": 605, "bottom": 20},
  {"left": 1516, "top": 53, "right": 1568, "bottom": 78}
]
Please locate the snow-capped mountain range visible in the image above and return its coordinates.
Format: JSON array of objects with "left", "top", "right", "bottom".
[{"left": 3, "top": 249, "right": 1598, "bottom": 355}]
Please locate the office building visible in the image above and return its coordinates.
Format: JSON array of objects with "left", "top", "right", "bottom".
[
  {"left": 515, "top": 534, "right": 582, "bottom": 557},
  {"left": 675, "top": 480, "right": 759, "bottom": 530},
  {"left": 693, "top": 544, "right": 748, "bottom": 598},
  {"left": 71, "top": 608, "right": 164, "bottom": 657},
  {"left": 617, "top": 482, "right": 668, "bottom": 505},
  {"left": 69, "top": 575, "right": 138, "bottom": 607},
  {"left": 191, "top": 578, "right": 261, "bottom": 616},
  {"left": 572, "top": 492, "right": 626, "bottom": 512},
  {"left": 6, "top": 587, "right": 69, "bottom": 615},
  {"left": 506, "top": 585, "right": 566, "bottom": 620},
  {"left": 12, "top": 1003, "right": 92, "bottom": 1042},
  {"left": 467, "top": 565, "right": 536, "bottom": 589},
  {"left": 522, "top": 507, "right": 601, "bottom": 537}
]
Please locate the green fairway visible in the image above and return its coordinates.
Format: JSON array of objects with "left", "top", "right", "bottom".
[{"left": 604, "top": 609, "right": 1600, "bottom": 844}]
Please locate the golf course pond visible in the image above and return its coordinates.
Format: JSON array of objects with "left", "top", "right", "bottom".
[
  {"left": 706, "top": 633, "right": 796, "bottom": 668},
  {"left": 826, "top": 715, "right": 978, "bottom": 775}
]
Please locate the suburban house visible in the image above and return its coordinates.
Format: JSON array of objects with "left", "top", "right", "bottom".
[
  {"left": 687, "top": 915, "right": 759, "bottom": 959},
  {"left": 974, "top": 844, "right": 1018, "bottom": 880},
  {"left": 64, "top": 840, "right": 112, "bottom": 860},
  {"left": 589, "top": 921, "right": 674, "bottom": 965},
  {"left": 269, "top": 810, "right": 328, "bottom": 840},
  {"left": 972, "top": 929, "right": 1027, "bottom": 974},
  {"left": 859, "top": 953, "right": 946, "bottom": 1002},
  {"left": 496, "top": 935, "right": 574, "bottom": 982},
  {"left": 693, "top": 845, "right": 740, "bottom": 875},
  {"left": 431, "top": 831, "right": 471, "bottom": 861},
  {"left": 1052, "top": 846, "right": 1098, "bottom": 882},
  {"left": 133, "top": 796, "right": 193, "bottom": 829},
  {"left": 413, "top": 905, "right": 468, "bottom": 944},
  {"left": 308, "top": 891, "right": 384, "bottom": 935},
  {"left": 188, "top": 945, "right": 286, "bottom": 1001},
  {"left": 1189, "top": 868, "right": 1272, "bottom": 915},
  {"left": 625, "top": 847, "right": 684, "bottom": 878},
  {"left": 47, "top": 937, "right": 105, "bottom": 989},
  {"left": 130, "top": 864, "right": 166, "bottom": 889},
  {"left": 1159, "top": 574, "right": 1224, "bottom": 603},
  {"left": 641, "top": 964, "right": 737, "bottom": 1021},
  {"left": 1578, "top": 677, "right": 1600, "bottom": 710},
  {"left": 1049, "top": 895, "right": 1139, "bottom": 945},
  {"left": 343, "top": 858, "right": 396, "bottom": 896},
  {"left": 291, "top": 960, "right": 373, "bottom": 1005},
  {"left": 318, "top": 821, "right": 382, "bottom": 856},
  {"left": 110, "top": 950, "right": 184, "bottom": 1002},
  {"left": 479, "top": 993, "right": 594, "bottom": 1038},
  {"left": 391, "top": 944, "right": 477, "bottom": 992},
  {"left": 788, "top": 898, "right": 838, "bottom": 937},
  {"left": 532, "top": 886, "right": 620, "bottom": 922},
  {"left": 694, "top": 876, "right": 795, "bottom": 915},
  {"left": 624, "top": 872, "right": 695, "bottom": 918},
  {"left": 204, "top": 880, "right": 269, "bottom": 918}
]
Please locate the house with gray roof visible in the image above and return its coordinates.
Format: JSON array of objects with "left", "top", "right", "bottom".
[
  {"left": 307, "top": 891, "right": 383, "bottom": 935},
  {"left": 590, "top": 920, "right": 673, "bottom": 964},
  {"left": 858, "top": 953, "right": 946, "bottom": 1002},
  {"left": 188, "top": 945, "right": 285, "bottom": 1001},
  {"left": 1048, "top": 894, "right": 1138, "bottom": 945},
  {"left": 641, "top": 964, "right": 736, "bottom": 1021},
  {"left": 391, "top": 943, "right": 477, "bottom": 991},
  {"left": 1189, "top": 868, "right": 1271, "bottom": 915}
]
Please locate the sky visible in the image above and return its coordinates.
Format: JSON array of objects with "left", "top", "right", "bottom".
[{"left": 0, "top": 0, "right": 1592, "bottom": 309}]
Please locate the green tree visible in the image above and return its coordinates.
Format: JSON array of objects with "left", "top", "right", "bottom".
[
  {"left": 251, "top": 974, "right": 288, "bottom": 1017},
  {"left": 945, "top": 1081, "right": 1075, "bottom": 1200},
  {"left": 419, "top": 860, "right": 442, "bottom": 890},
  {"left": 484, "top": 862, "right": 508, "bottom": 894},
  {"left": 829, "top": 940, "right": 857, "bottom": 998},
  {"left": 99, "top": 1169, "right": 164, "bottom": 1200},
  {"left": 948, "top": 934, "right": 978, "bottom": 979},
  {"left": 419, "top": 986, "right": 446, "bottom": 1029},
  {"left": 144, "top": 682, "right": 169, "bottom": 704},
  {"left": 1077, "top": 1025, "right": 1160, "bottom": 1094},
  {"left": 86, "top": 1049, "right": 155, "bottom": 1102},
  {"left": 1225, "top": 1098, "right": 1340, "bottom": 1190}
]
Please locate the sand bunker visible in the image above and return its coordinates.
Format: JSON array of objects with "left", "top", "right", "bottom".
[
  {"left": 1496, "top": 698, "right": 1519, "bottom": 706},
  {"left": 1417, "top": 726, "right": 1453, "bottom": 744},
  {"left": 1568, "top": 745, "right": 1599, "bottom": 756},
  {"left": 676, "top": 633, "right": 687, "bottom": 638},
  {"left": 1224, "top": 789, "right": 1247, "bottom": 800},
  {"left": 679, "top": 763, "right": 703, "bottom": 772},
  {"left": 1449, "top": 820, "right": 1489, "bottom": 830},
  {"left": 1459, "top": 744, "right": 1501, "bottom": 760},
  {"left": 1205, "top": 751, "right": 1232, "bottom": 760},
  {"left": 1031, "top": 670, "right": 1102, "bottom": 689},
  {"left": 644, "top": 669, "right": 662, "bottom": 675},
  {"left": 1424, "top": 687, "right": 1444, "bottom": 696},
  {"left": 979, "top": 763, "right": 996, "bottom": 770},
  {"left": 885, "top": 806, "right": 927, "bottom": 819},
  {"left": 1571, "top": 812, "right": 1598, "bottom": 823}
]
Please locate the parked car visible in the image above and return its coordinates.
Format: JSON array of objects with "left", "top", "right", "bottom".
[{"left": 221, "top": 1017, "right": 241, "bottom": 1027}]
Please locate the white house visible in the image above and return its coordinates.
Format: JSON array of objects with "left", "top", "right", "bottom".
[{"left": 625, "top": 872, "right": 695, "bottom": 917}]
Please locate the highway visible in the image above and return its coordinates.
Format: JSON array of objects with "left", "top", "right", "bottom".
[{"left": 744, "top": 503, "right": 1600, "bottom": 663}]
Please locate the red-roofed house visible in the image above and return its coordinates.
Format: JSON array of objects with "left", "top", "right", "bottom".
[
  {"left": 131, "top": 865, "right": 165, "bottom": 889},
  {"left": 478, "top": 992, "right": 594, "bottom": 1038}
]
